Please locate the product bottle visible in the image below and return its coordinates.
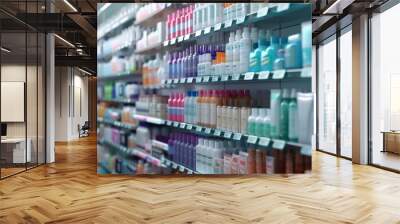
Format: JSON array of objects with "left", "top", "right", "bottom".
[
  {"left": 288, "top": 89, "right": 298, "bottom": 142},
  {"left": 285, "top": 34, "right": 302, "bottom": 69},
  {"left": 280, "top": 89, "right": 289, "bottom": 140},
  {"left": 197, "top": 90, "right": 203, "bottom": 125},
  {"left": 192, "top": 91, "right": 198, "bottom": 124},
  {"left": 196, "top": 138, "right": 203, "bottom": 172},
  {"left": 232, "top": 29, "right": 242, "bottom": 74},
  {"left": 240, "top": 107, "right": 250, "bottom": 133},
  {"left": 240, "top": 27, "right": 252, "bottom": 73},
  {"left": 274, "top": 48, "right": 285, "bottom": 71},
  {"left": 209, "top": 90, "right": 217, "bottom": 128},
  {"left": 255, "top": 108, "right": 265, "bottom": 137},
  {"left": 247, "top": 108, "right": 258, "bottom": 135},
  {"left": 249, "top": 29, "right": 268, "bottom": 72},
  {"left": 261, "top": 35, "right": 278, "bottom": 71},
  {"left": 262, "top": 109, "right": 271, "bottom": 137},
  {"left": 225, "top": 32, "right": 235, "bottom": 75},
  {"left": 184, "top": 91, "right": 191, "bottom": 123}
]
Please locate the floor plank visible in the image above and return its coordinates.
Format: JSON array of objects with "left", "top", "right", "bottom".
[{"left": 0, "top": 135, "right": 399, "bottom": 223}]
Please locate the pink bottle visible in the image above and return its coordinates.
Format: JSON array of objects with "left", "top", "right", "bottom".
[
  {"left": 170, "top": 12, "right": 176, "bottom": 39},
  {"left": 188, "top": 5, "right": 193, "bottom": 34},
  {"left": 168, "top": 93, "right": 173, "bottom": 120},
  {"left": 179, "top": 93, "right": 185, "bottom": 122},
  {"left": 175, "top": 10, "right": 181, "bottom": 38},
  {"left": 180, "top": 8, "right": 186, "bottom": 36},
  {"left": 171, "top": 93, "right": 178, "bottom": 121},
  {"left": 166, "top": 14, "right": 170, "bottom": 41}
]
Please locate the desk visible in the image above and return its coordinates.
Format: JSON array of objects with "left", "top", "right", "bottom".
[
  {"left": 1, "top": 138, "right": 31, "bottom": 163},
  {"left": 382, "top": 131, "right": 400, "bottom": 154}
]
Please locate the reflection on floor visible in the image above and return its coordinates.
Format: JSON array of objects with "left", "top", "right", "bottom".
[
  {"left": 0, "top": 136, "right": 400, "bottom": 223},
  {"left": 373, "top": 150, "right": 400, "bottom": 171}
]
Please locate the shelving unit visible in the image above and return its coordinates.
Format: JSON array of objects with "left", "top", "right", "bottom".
[
  {"left": 97, "top": 118, "right": 137, "bottom": 130},
  {"left": 97, "top": 3, "right": 313, "bottom": 175}
]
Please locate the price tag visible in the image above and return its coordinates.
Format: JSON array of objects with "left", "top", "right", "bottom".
[
  {"left": 214, "top": 129, "right": 221, "bottom": 136},
  {"left": 236, "top": 16, "right": 246, "bottom": 24},
  {"left": 188, "top": 170, "right": 193, "bottom": 174},
  {"left": 195, "top": 30, "right": 202, "bottom": 37},
  {"left": 212, "top": 76, "right": 219, "bottom": 82},
  {"left": 204, "top": 128, "right": 212, "bottom": 134},
  {"left": 272, "top": 140, "right": 286, "bottom": 150},
  {"left": 214, "top": 23, "right": 222, "bottom": 31},
  {"left": 224, "top": 131, "right": 232, "bottom": 139},
  {"left": 166, "top": 120, "right": 172, "bottom": 126},
  {"left": 172, "top": 163, "right": 178, "bottom": 169},
  {"left": 301, "top": 145, "right": 312, "bottom": 156},
  {"left": 165, "top": 160, "right": 170, "bottom": 166},
  {"left": 247, "top": 135, "right": 258, "bottom": 144},
  {"left": 224, "top": 20, "right": 233, "bottom": 28},
  {"left": 202, "top": 76, "right": 211, "bottom": 82},
  {"left": 184, "top": 34, "right": 191, "bottom": 40},
  {"left": 301, "top": 67, "right": 311, "bottom": 78},
  {"left": 196, "top": 77, "right": 202, "bottom": 83},
  {"left": 244, "top": 72, "right": 254, "bottom": 80},
  {"left": 173, "top": 78, "right": 179, "bottom": 84},
  {"left": 167, "top": 79, "right": 173, "bottom": 84},
  {"left": 204, "top": 27, "right": 211, "bottom": 34},
  {"left": 179, "top": 123, "right": 186, "bottom": 129},
  {"left": 257, "top": 7, "right": 269, "bottom": 18},
  {"left": 170, "top": 38, "right": 176, "bottom": 45},
  {"left": 186, "top": 124, "right": 193, "bottom": 130},
  {"left": 258, "top": 71, "right": 270, "bottom": 80},
  {"left": 259, "top": 137, "right": 271, "bottom": 147},
  {"left": 180, "top": 78, "right": 186, "bottom": 83},
  {"left": 273, "top": 70, "right": 286, "bottom": 79},
  {"left": 232, "top": 74, "right": 240, "bottom": 81},
  {"left": 173, "top": 122, "right": 179, "bottom": 127},
  {"left": 196, "top": 126, "right": 203, "bottom": 132},
  {"left": 179, "top": 166, "right": 185, "bottom": 172},
  {"left": 233, "top": 133, "right": 242, "bottom": 140},
  {"left": 178, "top": 36, "right": 184, "bottom": 42},
  {"left": 187, "top": 77, "right": 194, "bottom": 83},
  {"left": 221, "top": 75, "right": 229, "bottom": 82},
  {"left": 163, "top": 41, "right": 169, "bottom": 47},
  {"left": 160, "top": 79, "right": 166, "bottom": 85},
  {"left": 276, "top": 3, "right": 290, "bottom": 12}
]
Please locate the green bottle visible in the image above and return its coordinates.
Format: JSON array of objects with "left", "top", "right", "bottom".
[
  {"left": 280, "top": 89, "right": 289, "bottom": 140},
  {"left": 288, "top": 89, "right": 298, "bottom": 142},
  {"left": 247, "top": 108, "right": 258, "bottom": 135},
  {"left": 255, "top": 108, "right": 265, "bottom": 137},
  {"left": 262, "top": 109, "right": 271, "bottom": 137}
]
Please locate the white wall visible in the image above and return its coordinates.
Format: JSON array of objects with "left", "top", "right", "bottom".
[{"left": 55, "top": 67, "right": 89, "bottom": 141}]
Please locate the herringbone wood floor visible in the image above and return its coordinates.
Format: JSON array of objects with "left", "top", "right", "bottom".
[{"left": 0, "top": 136, "right": 399, "bottom": 224}]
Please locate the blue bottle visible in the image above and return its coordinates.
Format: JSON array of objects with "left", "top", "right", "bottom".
[
  {"left": 285, "top": 34, "right": 302, "bottom": 69},
  {"left": 249, "top": 30, "right": 268, "bottom": 72},
  {"left": 261, "top": 36, "right": 278, "bottom": 71},
  {"left": 273, "top": 37, "right": 288, "bottom": 71}
]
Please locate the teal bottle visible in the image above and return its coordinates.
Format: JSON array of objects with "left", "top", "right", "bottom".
[
  {"left": 288, "top": 89, "right": 298, "bottom": 142},
  {"left": 261, "top": 36, "right": 278, "bottom": 71},
  {"left": 279, "top": 89, "right": 289, "bottom": 140},
  {"left": 249, "top": 30, "right": 268, "bottom": 72}
]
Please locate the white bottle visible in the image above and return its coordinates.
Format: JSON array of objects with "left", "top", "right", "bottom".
[
  {"left": 250, "top": 27, "right": 258, "bottom": 51},
  {"left": 220, "top": 106, "right": 227, "bottom": 131},
  {"left": 226, "top": 107, "right": 233, "bottom": 132},
  {"left": 240, "top": 107, "right": 250, "bottom": 133},
  {"left": 184, "top": 92, "right": 190, "bottom": 123},
  {"left": 203, "top": 140, "right": 210, "bottom": 173},
  {"left": 216, "top": 106, "right": 222, "bottom": 129},
  {"left": 215, "top": 3, "right": 224, "bottom": 24},
  {"left": 208, "top": 3, "right": 216, "bottom": 26},
  {"left": 237, "top": 3, "right": 249, "bottom": 18},
  {"left": 225, "top": 32, "right": 235, "bottom": 69},
  {"left": 232, "top": 29, "right": 242, "bottom": 74},
  {"left": 232, "top": 107, "right": 240, "bottom": 133},
  {"left": 247, "top": 108, "right": 258, "bottom": 135},
  {"left": 240, "top": 27, "right": 251, "bottom": 73},
  {"left": 209, "top": 90, "right": 217, "bottom": 128},
  {"left": 196, "top": 138, "right": 203, "bottom": 172},
  {"left": 202, "top": 3, "right": 208, "bottom": 29}
]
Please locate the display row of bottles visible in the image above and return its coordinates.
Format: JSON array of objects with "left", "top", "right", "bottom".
[
  {"left": 97, "top": 81, "right": 140, "bottom": 101},
  {"left": 166, "top": 5, "right": 194, "bottom": 41},
  {"left": 99, "top": 25, "right": 142, "bottom": 59},
  {"left": 142, "top": 24, "right": 311, "bottom": 87},
  {"left": 98, "top": 104, "right": 137, "bottom": 127},
  {"left": 136, "top": 22, "right": 165, "bottom": 51},
  {"left": 135, "top": 93, "right": 168, "bottom": 120},
  {"left": 98, "top": 55, "right": 144, "bottom": 78},
  {"left": 167, "top": 130, "right": 311, "bottom": 174}
]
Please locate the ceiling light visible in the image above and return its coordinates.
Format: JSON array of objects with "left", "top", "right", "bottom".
[
  {"left": 54, "top": 34, "right": 75, "bottom": 48},
  {"left": 1, "top": 47, "right": 11, "bottom": 53},
  {"left": 63, "top": 0, "right": 78, "bottom": 12},
  {"left": 98, "top": 3, "right": 111, "bottom": 13},
  {"left": 78, "top": 67, "right": 93, "bottom": 76}
]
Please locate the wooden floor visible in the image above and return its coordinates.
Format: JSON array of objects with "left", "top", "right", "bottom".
[{"left": 0, "top": 136, "right": 400, "bottom": 224}]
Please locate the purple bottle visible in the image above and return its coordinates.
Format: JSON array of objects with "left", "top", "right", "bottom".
[
  {"left": 172, "top": 52, "right": 177, "bottom": 79},
  {"left": 192, "top": 45, "right": 198, "bottom": 77},
  {"left": 187, "top": 46, "right": 193, "bottom": 77},
  {"left": 168, "top": 52, "right": 174, "bottom": 79},
  {"left": 168, "top": 133, "right": 175, "bottom": 161}
]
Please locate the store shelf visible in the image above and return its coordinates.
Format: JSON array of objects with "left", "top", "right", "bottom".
[
  {"left": 152, "top": 139, "right": 169, "bottom": 152},
  {"left": 97, "top": 72, "right": 142, "bottom": 82},
  {"left": 97, "top": 98, "right": 136, "bottom": 106},
  {"left": 133, "top": 114, "right": 165, "bottom": 125},
  {"left": 162, "top": 158, "right": 199, "bottom": 174},
  {"left": 160, "top": 68, "right": 311, "bottom": 87},
  {"left": 134, "top": 3, "right": 175, "bottom": 27},
  {"left": 164, "top": 3, "right": 300, "bottom": 47},
  {"left": 135, "top": 42, "right": 163, "bottom": 55},
  {"left": 101, "top": 140, "right": 162, "bottom": 167},
  {"left": 98, "top": 12, "right": 135, "bottom": 40},
  {"left": 98, "top": 42, "right": 135, "bottom": 62},
  {"left": 97, "top": 118, "right": 137, "bottom": 130}
]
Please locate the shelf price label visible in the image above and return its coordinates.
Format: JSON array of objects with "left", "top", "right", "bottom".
[
  {"left": 184, "top": 34, "right": 191, "bottom": 41},
  {"left": 172, "top": 163, "right": 178, "bottom": 169},
  {"left": 214, "top": 129, "right": 221, "bottom": 136},
  {"left": 204, "top": 27, "right": 211, "bottom": 34},
  {"left": 244, "top": 72, "right": 255, "bottom": 80},
  {"left": 273, "top": 70, "right": 286, "bottom": 79},
  {"left": 276, "top": 3, "right": 290, "bottom": 12},
  {"left": 221, "top": 75, "right": 229, "bottom": 82},
  {"left": 179, "top": 123, "right": 186, "bottom": 129},
  {"left": 214, "top": 23, "right": 222, "bottom": 31},
  {"left": 179, "top": 166, "right": 185, "bottom": 172},
  {"left": 173, "top": 78, "right": 179, "bottom": 84},
  {"left": 195, "top": 30, "right": 202, "bottom": 37},
  {"left": 202, "top": 76, "right": 211, "bottom": 82},
  {"left": 196, "top": 77, "right": 203, "bottom": 83},
  {"left": 173, "top": 122, "right": 179, "bottom": 127},
  {"left": 186, "top": 124, "right": 193, "bottom": 130},
  {"left": 170, "top": 38, "right": 177, "bottom": 45},
  {"left": 232, "top": 74, "right": 241, "bottom": 81},
  {"left": 196, "top": 126, "right": 203, "bottom": 132},
  {"left": 178, "top": 36, "right": 184, "bottom": 42},
  {"left": 212, "top": 76, "right": 219, "bottom": 82},
  {"left": 301, "top": 67, "right": 312, "bottom": 78},
  {"left": 187, "top": 170, "right": 193, "bottom": 174},
  {"left": 163, "top": 41, "right": 169, "bottom": 47},
  {"left": 224, "top": 20, "right": 233, "bottom": 28},
  {"left": 236, "top": 16, "right": 246, "bottom": 24},
  {"left": 272, "top": 140, "right": 286, "bottom": 150},
  {"left": 259, "top": 137, "right": 271, "bottom": 147},
  {"left": 186, "top": 77, "right": 194, "bottom": 83},
  {"left": 166, "top": 121, "right": 172, "bottom": 126},
  {"left": 233, "top": 133, "right": 242, "bottom": 141},
  {"left": 258, "top": 71, "right": 270, "bottom": 80},
  {"left": 247, "top": 135, "right": 258, "bottom": 144},
  {"left": 180, "top": 78, "right": 186, "bottom": 83},
  {"left": 257, "top": 7, "right": 269, "bottom": 18},
  {"left": 224, "top": 131, "right": 232, "bottom": 139},
  {"left": 204, "top": 128, "right": 212, "bottom": 134},
  {"left": 166, "top": 79, "right": 173, "bottom": 84}
]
